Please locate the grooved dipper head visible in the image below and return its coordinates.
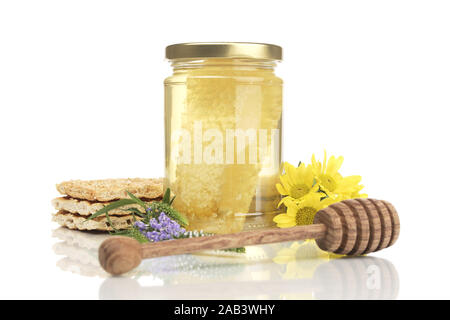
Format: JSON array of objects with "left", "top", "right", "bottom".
[{"left": 313, "top": 198, "right": 400, "bottom": 256}]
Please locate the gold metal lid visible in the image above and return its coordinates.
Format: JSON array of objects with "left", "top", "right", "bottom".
[{"left": 166, "top": 42, "right": 282, "bottom": 60}]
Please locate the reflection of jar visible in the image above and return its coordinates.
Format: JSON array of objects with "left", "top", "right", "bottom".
[{"left": 164, "top": 43, "right": 283, "bottom": 234}]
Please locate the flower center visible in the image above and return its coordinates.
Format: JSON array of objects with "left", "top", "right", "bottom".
[
  {"left": 319, "top": 174, "right": 337, "bottom": 192},
  {"left": 289, "top": 183, "right": 310, "bottom": 199},
  {"left": 295, "top": 207, "right": 317, "bottom": 226}
]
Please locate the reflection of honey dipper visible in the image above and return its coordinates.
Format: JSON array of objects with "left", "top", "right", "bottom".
[
  {"left": 99, "top": 198, "right": 400, "bottom": 275},
  {"left": 99, "top": 256, "right": 399, "bottom": 300}
]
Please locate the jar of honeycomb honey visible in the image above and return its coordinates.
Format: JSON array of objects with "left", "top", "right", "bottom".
[{"left": 164, "top": 42, "right": 283, "bottom": 234}]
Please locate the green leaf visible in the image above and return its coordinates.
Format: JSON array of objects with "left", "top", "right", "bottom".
[
  {"left": 317, "top": 186, "right": 329, "bottom": 201},
  {"left": 125, "top": 191, "right": 147, "bottom": 209},
  {"left": 125, "top": 208, "right": 144, "bottom": 222},
  {"left": 146, "top": 201, "right": 189, "bottom": 227},
  {"left": 224, "top": 247, "right": 246, "bottom": 253},
  {"left": 112, "top": 227, "right": 149, "bottom": 243},
  {"left": 169, "top": 210, "right": 189, "bottom": 227},
  {"left": 105, "top": 213, "right": 119, "bottom": 232},
  {"left": 86, "top": 199, "right": 138, "bottom": 221},
  {"left": 162, "top": 188, "right": 171, "bottom": 204},
  {"left": 125, "top": 208, "right": 145, "bottom": 217},
  {"left": 169, "top": 195, "right": 176, "bottom": 205}
]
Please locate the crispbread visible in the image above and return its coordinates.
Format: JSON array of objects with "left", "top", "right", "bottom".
[
  {"left": 56, "top": 178, "right": 163, "bottom": 201},
  {"left": 52, "top": 196, "right": 160, "bottom": 216},
  {"left": 52, "top": 210, "right": 139, "bottom": 231},
  {"left": 52, "top": 227, "right": 109, "bottom": 250}
]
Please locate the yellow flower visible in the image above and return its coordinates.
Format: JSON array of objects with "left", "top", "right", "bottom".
[
  {"left": 273, "top": 240, "right": 343, "bottom": 280},
  {"left": 273, "top": 193, "right": 329, "bottom": 228},
  {"left": 274, "top": 152, "right": 368, "bottom": 229},
  {"left": 273, "top": 240, "right": 330, "bottom": 264},
  {"left": 273, "top": 241, "right": 303, "bottom": 264},
  {"left": 340, "top": 183, "right": 368, "bottom": 200},
  {"left": 276, "top": 162, "right": 317, "bottom": 200},
  {"left": 311, "top": 151, "right": 364, "bottom": 198}
]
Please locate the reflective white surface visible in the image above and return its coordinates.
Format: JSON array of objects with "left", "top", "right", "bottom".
[
  {"left": 1, "top": 0, "right": 450, "bottom": 300},
  {"left": 52, "top": 228, "right": 398, "bottom": 300}
]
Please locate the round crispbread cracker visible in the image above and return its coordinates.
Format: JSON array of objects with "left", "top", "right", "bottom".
[
  {"left": 56, "top": 178, "right": 163, "bottom": 202},
  {"left": 51, "top": 197, "right": 160, "bottom": 216},
  {"left": 52, "top": 210, "right": 140, "bottom": 231}
]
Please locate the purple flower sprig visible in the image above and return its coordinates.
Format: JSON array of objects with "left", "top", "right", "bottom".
[{"left": 134, "top": 212, "right": 186, "bottom": 243}]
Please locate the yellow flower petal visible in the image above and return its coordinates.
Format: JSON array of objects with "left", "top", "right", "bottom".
[
  {"left": 290, "top": 242, "right": 302, "bottom": 250},
  {"left": 279, "top": 174, "right": 292, "bottom": 191},
  {"left": 286, "top": 206, "right": 298, "bottom": 217},
  {"left": 277, "top": 197, "right": 288, "bottom": 208},
  {"left": 273, "top": 214, "right": 293, "bottom": 224},
  {"left": 273, "top": 255, "right": 296, "bottom": 264},
  {"left": 276, "top": 248, "right": 296, "bottom": 256},
  {"left": 276, "top": 183, "right": 288, "bottom": 195}
]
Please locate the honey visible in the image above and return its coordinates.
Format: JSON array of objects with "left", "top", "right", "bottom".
[{"left": 164, "top": 43, "right": 283, "bottom": 234}]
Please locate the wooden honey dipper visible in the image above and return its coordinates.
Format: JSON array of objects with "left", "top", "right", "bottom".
[{"left": 98, "top": 198, "right": 400, "bottom": 275}]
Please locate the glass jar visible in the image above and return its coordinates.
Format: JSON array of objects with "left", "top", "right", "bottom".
[{"left": 164, "top": 42, "right": 283, "bottom": 234}]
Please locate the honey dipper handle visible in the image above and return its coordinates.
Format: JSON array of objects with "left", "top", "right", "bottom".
[{"left": 141, "top": 224, "right": 327, "bottom": 258}]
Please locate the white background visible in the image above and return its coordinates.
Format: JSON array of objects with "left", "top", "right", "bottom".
[{"left": 0, "top": 0, "right": 449, "bottom": 299}]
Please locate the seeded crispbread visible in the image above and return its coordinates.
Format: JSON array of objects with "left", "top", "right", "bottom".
[
  {"left": 52, "top": 210, "right": 140, "bottom": 231},
  {"left": 51, "top": 196, "right": 160, "bottom": 216},
  {"left": 56, "top": 178, "right": 163, "bottom": 202},
  {"left": 52, "top": 227, "right": 109, "bottom": 250}
]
